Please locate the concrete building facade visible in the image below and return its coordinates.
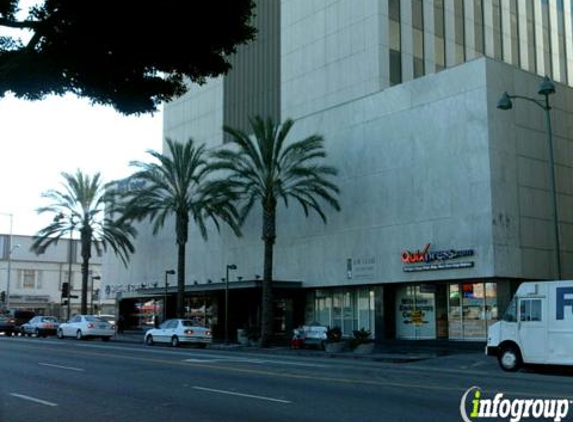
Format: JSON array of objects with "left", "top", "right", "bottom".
[{"left": 104, "top": 0, "right": 573, "bottom": 342}]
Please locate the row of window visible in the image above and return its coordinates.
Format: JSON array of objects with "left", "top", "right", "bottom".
[
  {"left": 389, "top": 0, "right": 572, "bottom": 86},
  {"left": 15, "top": 269, "right": 84, "bottom": 291}
]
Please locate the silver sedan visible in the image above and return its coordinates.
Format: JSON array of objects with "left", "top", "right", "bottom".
[
  {"left": 57, "top": 315, "right": 115, "bottom": 341},
  {"left": 20, "top": 316, "right": 59, "bottom": 337},
  {"left": 144, "top": 319, "right": 212, "bottom": 347}
]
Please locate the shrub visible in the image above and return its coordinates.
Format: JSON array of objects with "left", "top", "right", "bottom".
[
  {"left": 326, "top": 326, "right": 342, "bottom": 342},
  {"left": 349, "top": 328, "right": 373, "bottom": 350}
]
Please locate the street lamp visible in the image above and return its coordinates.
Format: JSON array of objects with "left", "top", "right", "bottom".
[
  {"left": 6, "top": 243, "right": 20, "bottom": 309},
  {"left": 497, "top": 75, "right": 561, "bottom": 278},
  {"left": 164, "top": 270, "right": 175, "bottom": 322},
  {"left": 225, "top": 264, "right": 237, "bottom": 345},
  {"left": 0, "top": 212, "right": 16, "bottom": 309},
  {"left": 91, "top": 275, "right": 101, "bottom": 314}
]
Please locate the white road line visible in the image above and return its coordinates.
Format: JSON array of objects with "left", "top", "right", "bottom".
[
  {"left": 192, "top": 386, "right": 291, "bottom": 404},
  {"left": 183, "top": 357, "right": 328, "bottom": 368},
  {"left": 38, "top": 362, "right": 85, "bottom": 372},
  {"left": 9, "top": 393, "right": 58, "bottom": 407}
]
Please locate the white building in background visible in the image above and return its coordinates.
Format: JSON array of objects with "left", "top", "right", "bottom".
[
  {"left": 0, "top": 234, "right": 109, "bottom": 318},
  {"left": 104, "top": 0, "right": 573, "bottom": 343}
]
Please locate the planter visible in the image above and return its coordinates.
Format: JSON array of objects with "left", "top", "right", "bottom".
[
  {"left": 353, "top": 342, "right": 375, "bottom": 354},
  {"left": 324, "top": 341, "right": 346, "bottom": 353}
]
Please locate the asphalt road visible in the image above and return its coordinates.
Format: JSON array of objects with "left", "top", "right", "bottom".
[{"left": 0, "top": 336, "right": 572, "bottom": 422}]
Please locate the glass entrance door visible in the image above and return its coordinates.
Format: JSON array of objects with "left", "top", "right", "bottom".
[{"left": 395, "top": 285, "right": 436, "bottom": 340}]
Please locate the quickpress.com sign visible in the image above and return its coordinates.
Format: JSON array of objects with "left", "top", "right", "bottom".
[{"left": 460, "top": 387, "right": 571, "bottom": 422}]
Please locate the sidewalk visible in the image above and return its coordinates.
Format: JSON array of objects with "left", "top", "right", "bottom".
[{"left": 112, "top": 330, "right": 484, "bottom": 363}]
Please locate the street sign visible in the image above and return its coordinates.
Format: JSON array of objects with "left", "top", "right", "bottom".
[{"left": 69, "top": 295, "right": 79, "bottom": 299}]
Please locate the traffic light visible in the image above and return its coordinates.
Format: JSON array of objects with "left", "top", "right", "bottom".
[
  {"left": 0, "top": 291, "right": 5, "bottom": 302},
  {"left": 61, "top": 282, "right": 69, "bottom": 298}
]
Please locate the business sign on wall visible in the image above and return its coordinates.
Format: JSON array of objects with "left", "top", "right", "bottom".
[
  {"left": 401, "top": 243, "right": 474, "bottom": 272},
  {"left": 346, "top": 256, "right": 376, "bottom": 279}
]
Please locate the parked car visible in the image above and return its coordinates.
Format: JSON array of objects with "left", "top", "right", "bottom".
[
  {"left": 144, "top": 319, "right": 212, "bottom": 347},
  {"left": 57, "top": 315, "right": 115, "bottom": 341},
  {"left": 20, "top": 316, "right": 59, "bottom": 337},
  {"left": 0, "top": 314, "right": 16, "bottom": 336},
  {"left": 11, "top": 310, "right": 35, "bottom": 335},
  {"left": 293, "top": 324, "right": 328, "bottom": 349},
  {"left": 97, "top": 314, "right": 117, "bottom": 329}
]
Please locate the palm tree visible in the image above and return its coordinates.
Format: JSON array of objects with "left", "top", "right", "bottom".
[
  {"left": 121, "top": 138, "right": 241, "bottom": 318},
  {"left": 32, "top": 170, "right": 136, "bottom": 314},
  {"left": 212, "top": 116, "right": 340, "bottom": 347}
]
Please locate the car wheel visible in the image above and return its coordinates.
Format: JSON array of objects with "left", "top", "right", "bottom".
[
  {"left": 76, "top": 330, "right": 83, "bottom": 340},
  {"left": 6, "top": 331, "right": 13, "bottom": 337},
  {"left": 498, "top": 344, "right": 522, "bottom": 372},
  {"left": 171, "top": 336, "right": 180, "bottom": 347},
  {"left": 145, "top": 335, "right": 154, "bottom": 346},
  {"left": 101, "top": 336, "right": 111, "bottom": 342},
  {"left": 57, "top": 329, "right": 64, "bottom": 339}
]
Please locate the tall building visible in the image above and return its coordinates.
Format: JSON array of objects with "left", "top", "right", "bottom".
[{"left": 105, "top": 0, "right": 573, "bottom": 343}]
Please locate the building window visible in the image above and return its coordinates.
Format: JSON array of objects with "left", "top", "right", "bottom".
[
  {"left": 389, "top": 0, "right": 402, "bottom": 85},
  {"left": 509, "top": 0, "right": 520, "bottom": 66},
  {"left": 19, "top": 270, "right": 41, "bottom": 290},
  {"left": 311, "top": 288, "right": 375, "bottom": 337},
  {"left": 492, "top": 0, "right": 503, "bottom": 60},
  {"left": 474, "top": 0, "right": 485, "bottom": 58},
  {"left": 434, "top": 0, "right": 446, "bottom": 71},
  {"left": 526, "top": 0, "right": 537, "bottom": 72},
  {"left": 454, "top": 0, "right": 466, "bottom": 64},
  {"left": 541, "top": 0, "right": 553, "bottom": 76},
  {"left": 412, "top": 0, "right": 425, "bottom": 78},
  {"left": 448, "top": 282, "right": 497, "bottom": 341}
]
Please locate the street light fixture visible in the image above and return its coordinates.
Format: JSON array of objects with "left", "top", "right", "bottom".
[
  {"left": 497, "top": 75, "right": 561, "bottom": 278},
  {"left": 164, "top": 270, "right": 175, "bottom": 322},
  {"left": 225, "top": 264, "right": 237, "bottom": 345}
]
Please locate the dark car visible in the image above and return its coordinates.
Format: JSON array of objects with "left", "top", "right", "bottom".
[
  {"left": 11, "top": 310, "right": 35, "bottom": 335},
  {"left": 0, "top": 314, "right": 16, "bottom": 336}
]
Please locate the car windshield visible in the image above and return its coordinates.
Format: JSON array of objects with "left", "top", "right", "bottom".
[
  {"left": 180, "top": 320, "right": 198, "bottom": 327},
  {"left": 99, "top": 316, "right": 115, "bottom": 322},
  {"left": 41, "top": 317, "right": 57, "bottom": 323},
  {"left": 86, "top": 316, "right": 104, "bottom": 322}
]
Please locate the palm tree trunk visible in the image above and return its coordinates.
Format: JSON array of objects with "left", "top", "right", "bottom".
[
  {"left": 260, "top": 204, "right": 276, "bottom": 347},
  {"left": 177, "top": 241, "right": 186, "bottom": 318},
  {"left": 80, "top": 232, "right": 91, "bottom": 315},
  {"left": 176, "top": 214, "right": 188, "bottom": 318}
]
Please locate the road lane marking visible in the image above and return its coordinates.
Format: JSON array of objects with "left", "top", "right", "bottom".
[
  {"left": 9, "top": 393, "right": 58, "bottom": 407},
  {"left": 192, "top": 386, "right": 291, "bottom": 403},
  {"left": 39, "top": 362, "right": 85, "bottom": 372},
  {"left": 4, "top": 342, "right": 572, "bottom": 400}
]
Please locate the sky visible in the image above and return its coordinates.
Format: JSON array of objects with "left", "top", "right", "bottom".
[
  {"left": 0, "top": 0, "right": 163, "bottom": 236},
  {"left": 0, "top": 94, "right": 163, "bottom": 236}
]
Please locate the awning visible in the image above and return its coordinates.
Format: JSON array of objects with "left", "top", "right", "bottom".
[{"left": 118, "top": 279, "right": 302, "bottom": 300}]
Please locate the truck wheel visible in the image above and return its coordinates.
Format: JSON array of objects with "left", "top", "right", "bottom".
[{"left": 498, "top": 345, "right": 522, "bottom": 372}]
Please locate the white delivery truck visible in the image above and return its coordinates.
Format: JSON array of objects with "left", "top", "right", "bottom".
[{"left": 486, "top": 280, "right": 573, "bottom": 371}]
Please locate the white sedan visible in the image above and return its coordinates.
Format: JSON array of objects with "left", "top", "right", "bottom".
[
  {"left": 144, "top": 319, "right": 211, "bottom": 347},
  {"left": 57, "top": 315, "right": 115, "bottom": 341}
]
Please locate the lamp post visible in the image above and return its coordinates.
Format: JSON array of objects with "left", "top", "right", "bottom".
[
  {"left": 164, "top": 270, "right": 175, "bottom": 322},
  {"left": 91, "top": 275, "right": 101, "bottom": 314},
  {"left": 225, "top": 264, "right": 237, "bottom": 345},
  {"left": 0, "top": 213, "right": 15, "bottom": 309},
  {"left": 498, "top": 75, "right": 561, "bottom": 278}
]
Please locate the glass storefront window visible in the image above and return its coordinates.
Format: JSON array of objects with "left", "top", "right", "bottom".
[
  {"left": 448, "top": 282, "right": 498, "bottom": 340},
  {"left": 311, "top": 288, "right": 375, "bottom": 337}
]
